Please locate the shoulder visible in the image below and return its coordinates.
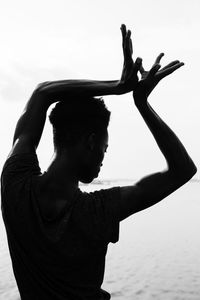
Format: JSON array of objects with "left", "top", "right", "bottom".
[
  {"left": 1, "top": 152, "right": 41, "bottom": 191},
  {"left": 80, "top": 186, "right": 121, "bottom": 211},
  {"left": 2, "top": 152, "right": 40, "bottom": 175}
]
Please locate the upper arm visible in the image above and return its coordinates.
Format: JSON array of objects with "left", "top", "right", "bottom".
[
  {"left": 9, "top": 87, "right": 50, "bottom": 157},
  {"left": 119, "top": 170, "right": 192, "bottom": 221},
  {"left": 9, "top": 135, "right": 36, "bottom": 157}
]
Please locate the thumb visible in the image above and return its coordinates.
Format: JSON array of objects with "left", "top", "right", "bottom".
[{"left": 134, "top": 57, "right": 143, "bottom": 72}]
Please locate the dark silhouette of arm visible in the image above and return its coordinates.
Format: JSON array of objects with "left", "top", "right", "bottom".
[
  {"left": 135, "top": 100, "right": 196, "bottom": 175},
  {"left": 10, "top": 80, "right": 121, "bottom": 156},
  {"left": 119, "top": 54, "right": 197, "bottom": 221}
]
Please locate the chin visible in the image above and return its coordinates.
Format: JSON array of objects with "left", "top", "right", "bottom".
[
  {"left": 79, "top": 170, "right": 99, "bottom": 184},
  {"left": 79, "top": 177, "right": 95, "bottom": 184}
]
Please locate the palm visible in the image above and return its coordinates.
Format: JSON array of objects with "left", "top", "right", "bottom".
[{"left": 137, "top": 69, "right": 159, "bottom": 98}]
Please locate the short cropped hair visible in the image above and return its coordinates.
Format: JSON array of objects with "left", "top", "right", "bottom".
[{"left": 49, "top": 96, "right": 110, "bottom": 149}]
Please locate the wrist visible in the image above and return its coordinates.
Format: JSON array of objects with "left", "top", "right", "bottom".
[
  {"left": 105, "top": 81, "right": 121, "bottom": 95},
  {"left": 133, "top": 92, "right": 148, "bottom": 108},
  {"left": 114, "top": 80, "right": 128, "bottom": 95}
]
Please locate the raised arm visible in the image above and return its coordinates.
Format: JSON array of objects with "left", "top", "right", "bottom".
[
  {"left": 119, "top": 54, "right": 197, "bottom": 221},
  {"left": 11, "top": 80, "right": 119, "bottom": 154},
  {"left": 10, "top": 80, "right": 118, "bottom": 157},
  {"left": 10, "top": 24, "right": 140, "bottom": 157}
]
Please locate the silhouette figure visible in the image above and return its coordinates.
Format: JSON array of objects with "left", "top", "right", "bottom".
[{"left": 1, "top": 24, "right": 197, "bottom": 300}]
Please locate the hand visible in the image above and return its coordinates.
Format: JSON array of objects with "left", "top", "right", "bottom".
[
  {"left": 117, "top": 24, "right": 142, "bottom": 95},
  {"left": 133, "top": 53, "right": 184, "bottom": 102}
]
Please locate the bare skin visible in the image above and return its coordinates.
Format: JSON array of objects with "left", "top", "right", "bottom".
[
  {"left": 9, "top": 24, "right": 197, "bottom": 221},
  {"left": 120, "top": 51, "right": 196, "bottom": 220}
]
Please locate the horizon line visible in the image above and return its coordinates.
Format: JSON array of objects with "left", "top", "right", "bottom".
[{"left": 80, "top": 177, "right": 200, "bottom": 185}]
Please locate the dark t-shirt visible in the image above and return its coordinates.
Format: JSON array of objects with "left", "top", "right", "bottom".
[{"left": 1, "top": 153, "right": 121, "bottom": 300}]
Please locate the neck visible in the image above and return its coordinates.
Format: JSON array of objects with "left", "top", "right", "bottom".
[{"left": 41, "top": 151, "right": 79, "bottom": 198}]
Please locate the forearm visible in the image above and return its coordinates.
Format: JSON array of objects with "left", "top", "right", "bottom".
[
  {"left": 38, "top": 79, "right": 120, "bottom": 104},
  {"left": 12, "top": 79, "right": 120, "bottom": 149},
  {"left": 135, "top": 97, "right": 197, "bottom": 178}
]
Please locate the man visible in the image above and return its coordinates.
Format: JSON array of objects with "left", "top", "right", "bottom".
[{"left": 1, "top": 24, "right": 197, "bottom": 300}]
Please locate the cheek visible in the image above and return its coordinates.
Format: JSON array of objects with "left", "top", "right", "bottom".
[{"left": 94, "top": 150, "right": 104, "bottom": 165}]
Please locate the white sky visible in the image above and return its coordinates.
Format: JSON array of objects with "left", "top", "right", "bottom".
[{"left": 0, "top": 0, "right": 199, "bottom": 180}]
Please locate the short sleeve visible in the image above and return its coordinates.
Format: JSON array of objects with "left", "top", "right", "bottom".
[
  {"left": 1, "top": 153, "right": 41, "bottom": 195},
  {"left": 77, "top": 187, "right": 121, "bottom": 244}
]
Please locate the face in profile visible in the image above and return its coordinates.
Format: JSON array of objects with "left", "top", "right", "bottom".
[{"left": 78, "top": 131, "right": 108, "bottom": 183}]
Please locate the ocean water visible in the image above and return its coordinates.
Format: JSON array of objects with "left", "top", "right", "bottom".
[{"left": 0, "top": 180, "right": 200, "bottom": 300}]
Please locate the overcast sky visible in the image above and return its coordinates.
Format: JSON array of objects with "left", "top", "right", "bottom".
[{"left": 0, "top": 0, "right": 199, "bottom": 180}]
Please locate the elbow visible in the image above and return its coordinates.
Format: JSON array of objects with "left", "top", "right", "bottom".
[
  {"left": 169, "top": 162, "right": 198, "bottom": 184},
  {"left": 184, "top": 164, "right": 197, "bottom": 181},
  {"left": 33, "top": 81, "right": 51, "bottom": 98},
  {"left": 36, "top": 81, "right": 51, "bottom": 92}
]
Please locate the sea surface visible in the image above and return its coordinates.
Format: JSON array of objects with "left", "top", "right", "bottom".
[{"left": 1, "top": 179, "right": 200, "bottom": 300}]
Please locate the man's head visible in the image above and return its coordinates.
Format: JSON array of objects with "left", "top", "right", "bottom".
[{"left": 49, "top": 96, "right": 110, "bottom": 183}]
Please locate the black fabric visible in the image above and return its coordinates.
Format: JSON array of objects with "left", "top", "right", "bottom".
[{"left": 1, "top": 153, "right": 121, "bottom": 300}]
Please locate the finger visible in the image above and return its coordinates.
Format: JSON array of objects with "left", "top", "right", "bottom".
[
  {"left": 129, "top": 38, "right": 133, "bottom": 56},
  {"left": 148, "top": 63, "right": 161, "bottom": 78},
  {"left": 160, "top": 60, "right": 180, "bottom": 71},
  {"left": 132, "top": 57, "right": 142, "bottom": 74},
  {"left": 120, "top": 24, "right": 126, "bottom": 34},
  {"left": 148, "top": 54, "right": 163, "bottom": 77},
  {"left": 121, "top": 25, "right": 129, "bottom": 59},
  {"left": 124, "top": 29, "right": 132, "bottom": 59},
  {"left": 126, "top": 29, "right": 131, "bottom": 40},
  {"left": 154, "top": 53, "right": 164, "bottom": 65},
  {"left": 120, "top": 24, "right": 126, "bottom": 44},
  {"left": 157, "top": 62, "right": 184, "bottom": 79},
  {"left": 135, "top": 57, "right": 142, "bottom": 67},
  {"left": 120, "top": 23, "right": 126, "bottom": 33},
  {"left": 139, "top": 62, "right": 145, "bottom": 75}
]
